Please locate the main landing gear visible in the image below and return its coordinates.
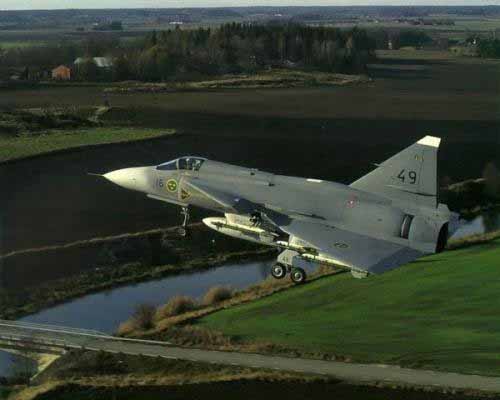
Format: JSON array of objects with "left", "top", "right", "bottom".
[
  {"left": 271, "top": 263, "right": 307, "bottom": 284},
  {"left": 271, "top": 263, "right": 287, "bottom": 279},
  {"left": 290, "top": 267, "right": 307, "bottom": 284},
  {"left": 177, "top": 206, "right": 190, "bottom": 237}
]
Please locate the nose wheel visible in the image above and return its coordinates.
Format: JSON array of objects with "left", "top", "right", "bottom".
[{"left": 177, "top": 206, "right": 190, "bottom": 237}]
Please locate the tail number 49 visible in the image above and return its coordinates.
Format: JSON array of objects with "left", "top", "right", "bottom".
[{"left": 397, "top": 169, "right": 417, "bottom": 184}]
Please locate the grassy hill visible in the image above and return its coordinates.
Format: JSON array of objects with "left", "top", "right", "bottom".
[{"left": 199, "top": 237, "right": 500, "bottom": 376}]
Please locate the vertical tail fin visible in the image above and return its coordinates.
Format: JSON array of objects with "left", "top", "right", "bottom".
[{"left": 350, "top": 136, "right": 440, "bottom": 209}]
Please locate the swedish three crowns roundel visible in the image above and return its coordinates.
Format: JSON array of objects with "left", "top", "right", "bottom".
[{"left": 166, "top": 179, "right": 178, "bottom": 192}]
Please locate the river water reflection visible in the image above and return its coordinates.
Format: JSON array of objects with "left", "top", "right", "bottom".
[
  {"left": 1, "top": 211, "right": 498, "bottom": 377},
  {"left": 0, "top": 260, "right": 274, "bottom": 377}
]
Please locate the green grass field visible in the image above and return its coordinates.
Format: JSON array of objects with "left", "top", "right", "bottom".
[
  {"left": 0, "top": 127, "right": 172, "bottom": 162},
  {"left": 200, "top": 238, "right": 500, "bottom": 376},
  {"left": 0, "top": 40, "right": 47, "bottom": 49}
]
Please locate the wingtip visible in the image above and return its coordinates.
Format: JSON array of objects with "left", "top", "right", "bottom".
[
  {"left": 418, "top": 136, "right": 441, "bottom": 148},
  {"left": 88, "top": 173, "right": 104, "bottom": 177}
]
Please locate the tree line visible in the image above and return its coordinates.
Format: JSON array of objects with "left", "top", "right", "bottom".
[
  {"left": 477, "top": 38, "right": 500, "bottom": 59},
  {"left": 0, "top": 23, "right": 377, "bottom": 82},
  {"left": 116, "top": 23, "right": 376, "bottom": 81}
]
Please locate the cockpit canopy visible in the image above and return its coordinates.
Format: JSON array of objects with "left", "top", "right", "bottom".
[{"left": 157, "top": 157, "right": 206, "bottom": 172}]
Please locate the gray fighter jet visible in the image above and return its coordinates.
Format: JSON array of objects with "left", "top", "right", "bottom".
[{"left": 99, "top": 136, "right": 456, "bottom": 283}]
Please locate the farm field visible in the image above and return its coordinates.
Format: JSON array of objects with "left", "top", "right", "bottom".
[
  {"left": 0, "top": 40, "right": 47, "bottom": 48},
  {"left": 0, "top": 50, "right": 498, "bottom": 290},
  {"left": 0, "top": 52, "right": 498, "bottom": 248},
  {"left": 333, "top": 17, "right": 500, "bottom": 32},
  {"left": 199, "top": 237, "right": 500, "bottom": 377},
  {"left": 0, "top": 127, "right": 171, "bottom": 162},
  {"left": 0, "top": 29, "right": 144, "bottom": 46},
  {"left": 26, "top": 378, "right": 479, "bottom": 400},
  {"left": 1, "top": 11, "right": 500, "bottom": 395},
  {"left": 3, "top": 51, "right": 499, "bottom": 121}
]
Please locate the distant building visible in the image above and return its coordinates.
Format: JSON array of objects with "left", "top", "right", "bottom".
[
  {"left": 51, "top": 65, "right": 71, "bottom": 80},
  {"left": 74, "top": 57, "right": 114, "bottom": 68}
]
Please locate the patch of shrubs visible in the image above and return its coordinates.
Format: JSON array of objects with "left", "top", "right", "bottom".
[
  {"left": 202, "top": 286, "right": 233, "bottom": 306},
  {"left": 117, "top": 286, "right": 234, "bottom": 336},
  {"left": 0, "top": 108, "right": 96, "bottom": 136},
  {"left": 156, "top": 295, "right": 197, "bottom": 320},
  {"left": 131, "top": 303, "right": 156, "bottom": 330}
]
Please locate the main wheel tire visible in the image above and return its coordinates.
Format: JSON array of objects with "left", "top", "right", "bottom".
[
  {"left": 290, "top": 268, "right": 307, "bottom": 284},
  {"left": 271, "top": 263, "right": 287, "bottom": 279}
]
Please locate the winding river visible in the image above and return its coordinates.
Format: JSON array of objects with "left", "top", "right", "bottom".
[
  {"left": 1, "top": 211, "right": 498, "bottom": 377},
  {"left": 0, "top": 260, "right": 273, "bottom": 377}
]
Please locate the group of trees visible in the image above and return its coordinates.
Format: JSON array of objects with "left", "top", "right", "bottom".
[
  {"left": 369, "top": 29, "right": 433, "bottom": 50},
  {"left": 477, "top": 38, "right": 500, "bottom": 59},
  {"left": 0, "top": 23, "right": 450, "bottom": 83},
  {"left": 0, "top": 23, "right": 377, "bottom": 82},
  {"left": 0, "top": 37, "right": 119, "bottom": 71},
  {"left": 92, "top": 21, "right": 123, "bottom": 31},
  {"left": 114, "top": 23, "right": 377, "bottom": 81}
]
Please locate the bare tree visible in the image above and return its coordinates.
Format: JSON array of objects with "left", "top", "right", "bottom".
[{"left": 483, "top": 162, "right": 500, "bottom": 198}]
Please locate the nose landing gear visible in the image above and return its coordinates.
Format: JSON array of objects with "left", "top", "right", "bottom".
[
  {"left": 177, "top": 206, "right": 190, "bottom": 237},
  {"left": 250, "top": 212, "right": 262, "bottom": 227}
]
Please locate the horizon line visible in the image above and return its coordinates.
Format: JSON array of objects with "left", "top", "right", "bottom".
[{"left": 2, "top": 4, "right": 500, "bottom": 11}]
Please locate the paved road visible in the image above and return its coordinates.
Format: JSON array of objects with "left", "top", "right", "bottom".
[{"left": 1, "top": 320, "right": 500, "bottom": 393}]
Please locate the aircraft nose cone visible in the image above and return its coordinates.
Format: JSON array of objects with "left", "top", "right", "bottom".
[{"left": 103, "top": 167, "right": 152, "bottom": 193}]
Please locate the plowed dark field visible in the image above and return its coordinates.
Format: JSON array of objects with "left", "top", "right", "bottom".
[{"left": 1, "top": 50, "right": 499, "bottom": 288}]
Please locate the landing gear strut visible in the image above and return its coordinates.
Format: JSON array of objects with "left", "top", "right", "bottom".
[
  {"left": 250, "top": 212, "right": 262, "bottom": 227},
  {"left": 177, "top": 206, "right": 190, "bottom": 237}
]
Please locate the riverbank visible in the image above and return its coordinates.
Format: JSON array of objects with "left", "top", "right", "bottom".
[
  {"left": 105, "top": 70, "right": 370, "bottom": 94},
  {"left": 116, "top": 264, "right": 342, "bottom": 338},
  {"left": 11, "top": 238, "right": 500, "bottom": 400},
  {"left": 195, "top": 233, "right": 500, "bottom": 377},
  {"left": 0, "top": 125, "right": 173, "bottom": 163},
  {"left": 0, "top": 224, "right": 274, "bottom": 321},
  {"left": 115, "top": 231, "right": 500, "bottom": 378}
]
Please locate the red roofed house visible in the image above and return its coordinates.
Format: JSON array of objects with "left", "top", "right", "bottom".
[{"left": 52, "top": 65, "right": 71, "bottom": 81}]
